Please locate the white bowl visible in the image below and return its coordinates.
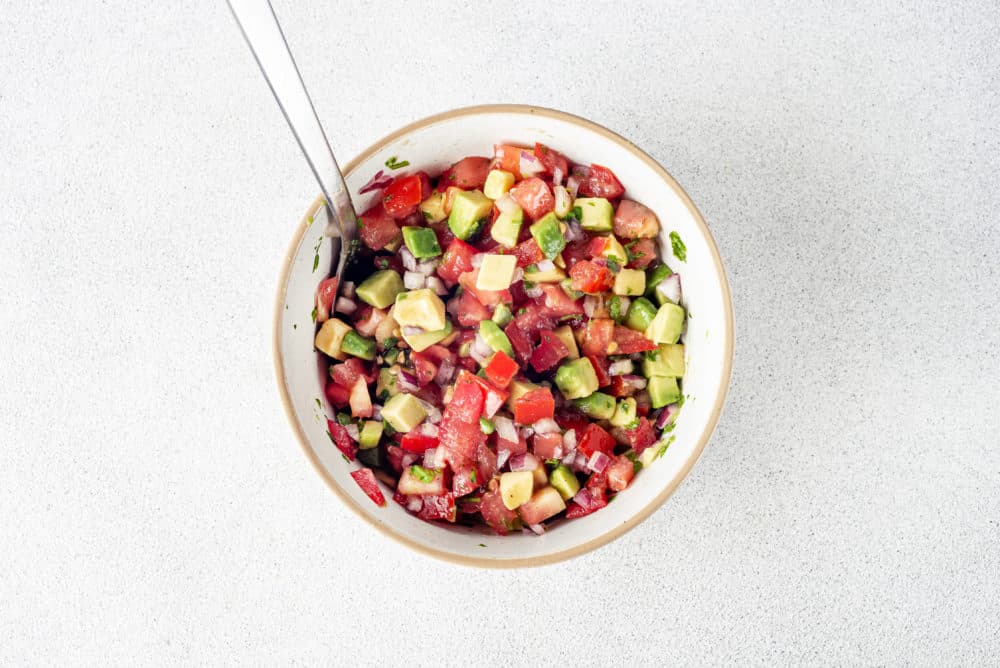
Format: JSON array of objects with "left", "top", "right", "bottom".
[{"left": 274, "top": 105, "right": 733, "bottom": 567}]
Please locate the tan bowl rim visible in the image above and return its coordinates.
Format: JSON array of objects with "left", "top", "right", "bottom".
[{"left": 273, "top": 104, "right": 734, "bottom": 568}]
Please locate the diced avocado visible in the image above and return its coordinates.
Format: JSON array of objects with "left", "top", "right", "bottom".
[
  {"left": 356, "top": 270, "right": 404, "bottom": 309},
  {"left": 358, "top": 421, "right": 383, "bottom": 449},
  {"left": 401, "top": 319, "right": 453, "bottom": 352},
  {"left": 597, "top": 235, "right": 628, "bottom": 264},
  {"left": 314, "top": 318, "right": 352, "bottom": 360},
  {"left": 479, "top": 320, "right": 514, "bottom": 358},
  {"left": 500, "top": 471, "right": 534, "bottom": 510},
  {"left": 609, "top": 397, "right": 638, "bottom": 427},
  {"left": 613, "top": 268, "right": 645, "bottom": 296},
  {"left": 401, "top": 226, "right": 442, "bottom": 259},
  {"left": 476, "top": 254, "right": 517, "bottom": 291},
  {"left": 376, "top": 367, "right": 400, "bottom": 398},
  {"left": 479, "top": 417, "right": 495, "bottom": 434},
  {"left": 490, "top": 206, "right": 523, "bottom": 248},
  {"left": 554, "top": 357, "right": 600, "bottom": 400},
  {"left": 639, "top": 440, "right": 666, "bottom": 467},
  {"left": 418, "top": 192, "right": 447, "bottom": 223},
  {"left": 531, "top": 462, "right": 549, "bottom": 489},
  {"left": 573, "top": 391, "right": 616, "bottom": 420},
  {"left": 647, "top": 376, "right": 681, "bottom": 408},
  {"left": 645, "top": 264, "right": 672, "bottom": 295},
  {"left": 574, "top": 197, "right": 614, "bottom": 232},
  {"left": 552, "top": 325, "right": 579, "bottom": 359},
  {"left": 492, "top": 303, "right": 513, "bottom": 327},
  {"left": 483, "top": 169, "right": 515, "bottom": 199},
  {"left": 506, "top": 379, "right": 540, "bottom": 409},
  {"left": 394, "top": 288, "right": 446, "bottom": 332},
  {"left": 553, "top": 186, "right": 573, "bottom": 218},
  {"left": 523, "top": 263, "right": 566, "bottom": 283},
  {"left": 458, "top": 340, "right": 472, "bottom": 358},
  {"left": 646, "top": 303, "right": 685, "bottom": 344},
  {"left": 560, "top": 278, "right": 584, "bottom": 300},
  {"left": 625, "top": 297, "right": 658, "bottom": 332},
  {"left": 529, "top": 212, "right": 566, "bottom": 260},
  {"left": 642, "top": 343, "right": 686, "bottom": 378},
  {"left": 553, "top": 253, "right": 566, "bottom": 269},
  {"left": 381, "top": 393, "right": 427, "bottom": 433},
  {"left": 549, "top": 465, "right": 580, "bottom": 500},
  {"left": 341, "top": 330, "right": 375, "bottom": 360},
  {"left": 357, "top": 445, "right": 384, "bottom": 468},
  {"left": 448, "top": 189, "right": 492, "bottom": 240}
]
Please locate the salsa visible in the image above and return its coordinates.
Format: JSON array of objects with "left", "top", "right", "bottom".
[{"left": 313, "top": 142, "right": 687, "bottom": 534}]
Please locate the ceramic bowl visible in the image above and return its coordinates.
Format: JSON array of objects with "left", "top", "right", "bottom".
[{"left": 274, "top": 105, "right": 733, "bottom": 567}]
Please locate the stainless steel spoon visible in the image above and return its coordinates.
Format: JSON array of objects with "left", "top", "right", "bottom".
[{"left": 227, "top": 0, "right": 358, "bottom": 285}]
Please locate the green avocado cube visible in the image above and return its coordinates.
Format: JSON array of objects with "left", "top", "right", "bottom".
[
  {"left": 491, "top": 206, "right": 523, "bottom": 248},
  {"left": 609, "top": 397, "right": 638, "bottom": 427},
  {"left": 549, "top": 465, "right": 580, "bottom": 500},
  {"left": 358, "top": 420, "right": 383, "bottom": 449},
  {"left": 645, "top": 264, "right": 672, "bottom": 296},
  {"left": 418, "top": 192, "right": 447, "bottom": 223},
  {"left": 529, "top": 212, "right": 566, "bottom": 260},
  {"left": 376, "top": 367, "right": 400, "bottom": 398},
  {"left": 625, "top": 297, "right": 658, "bottom": 332},
  {"left": 492, "top": 303, "right": 513, "bottom": 327},
  {"left": 381, "top": 393, "right": 427, "bottom": 433},
  {"left": 479, "top": 320, "right": 514, "bottom": 358},
  {"left": 573, "top": 391, "right": 616, "bottom": 420},
  {"left": 613, "top": 268, "right": 646, "bottom": 296},
  {"left": 575, "top": 197, "right": 614, "bottom": 232},
  {"left": 647, "top": 376, "right": 681, "bottom": 408},
  {"left": 642, "top": 344, "right": 685, "bottom": 378},
  {"left": 401, "top": 319, "right": 453, "bottom": 352},
  {"left": 356, "top": 270, "right": 404, "bottom": 309},
  {"left": 483, "top": 169, "right": 515, "bottom": 199},
  {"left": 646, "top": 303, "right": 685, "bottom": 344},
  {"left": 448, "top": 189, "right": 492, "bottom": 240},
  {"left": 340, "top": 330, "right": 375, "bottom": 360},
  {"left": 401, "top": 226, "right": 442, "bottom": 259},
  {"left": 554, "top": 357, "right": 599, "bottom": 400}
]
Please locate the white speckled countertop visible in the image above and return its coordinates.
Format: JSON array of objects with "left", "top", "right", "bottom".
[{"left": 2, "top": 1, "right": 998, "bottom": 664}]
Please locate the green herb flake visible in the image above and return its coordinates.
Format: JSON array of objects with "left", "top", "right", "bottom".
[
  {"left": 410, "top": 465, "right": 437, "bottom": 483},
  {"left": 572, "top": 206, "right": 583, "bottom": 220},
  {"left": 312, "top": 237, "right": 323, "bottom": 272},
  {"left": 478, "top": 543, "right": 487, "bottom": 547},
  {"left": 479, "top": 417, "right": 495, "bottom": 435},
  {"left": 341, "top": 454, "right": 350, "bottom": 463},
  {"left": 384, "top": 156, "right": 410, "bottom": 170},
  {"left": 293, "top": 324, "right": 297, "bottom": 330},
  {"left": 624, "top": 418, "right": 640, "bottom": 430},
  {"left": 336, "top": 412, "right": 352, "bottom": 426},
  {"left": 545, "top": 458, "right": 561, "bottom": 467},
  {"left": 315, "top": 398, "right": 322, "bottom": 408},
  {"left": 469, "top": 469, "right": 478, "bottom": 484},
  {"left": 375, "top": 257, "right": 390, "bottom": 270},
  {"left": 669, "top": 231, "right": 687, "bottom": 262},
  {"left": 310, "top": 306, "right": 318, "bottom": 323},
  {"left": 606, "top": 256, "right": 621, "bottom": 273},
  {"left": 654, "top": 435, "right": 676, "bottom": 460}
]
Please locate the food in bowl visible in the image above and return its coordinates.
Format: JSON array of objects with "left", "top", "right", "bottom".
[{"left": 313, "top": 141, "right": 688, "bottom": 535}]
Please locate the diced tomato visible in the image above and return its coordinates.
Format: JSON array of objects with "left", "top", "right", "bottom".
[
  {"left": 387, "top": 445, "right": 406, "bottom": 473},
  {"left": 437, "top": 238, "right": 478, "bottom": 283},
  {"left": 504, "top": 321, "right": 533, "bottom": 364},
  {"left": 534, "top": 142, "right": 569, "bottom": 178},
  {"left": 607, "top": 375, "right": 637, "bottom": 398},
  {"left": 538, "top": 284, "right": 583, "bottom": 318},
  {"left": 410, "top": 351, "right": 438, "bottom": 387},
  {"left": 562, "top": 237, "right": 594, "bottom": 267},
  {"left": 452, "top": 464, "right": 481, "bottom": 497},
  {"left": 457, "top": 356, "right": 478, "bottom": 374},
  {"left": 358, "top": 202, "right": 401, "bottom": 251},
  {"left": 417, "top": 493, "right": 457, "bottom": 522},
  {"left": 483, "top": 350, "right": 519, "bottom": 388},
  {"left": 497, "top": 431, "right": 528, "bottom": 457},
  {"left": 626, "top": 238, "right": 657, "bottom": 269},
  {"left": 555, "top": 412, "right": 590, "bottom": 436},
  {"left": 577, "top": 423, "right": 616, "bottom": 458},
  {"left": 493, "top": 144, "right": 527, "bottom": 179},
  {"left": 518, "top": 487, "right": 566, "bottom": 525},
  {"left": 327, "top": 419, "right": 357, "bottom": 461},
  {"left": 331, "top": 358, "right": 371, "bottom": 389},
  {"left": 382, "top": 174, "right": 425, "bottom": 219},
  {"left": 476, "top": 440, "right": 498, "bottom": 481},
  {"left": 612, "top": 325, "right": 656, "bottom": 354},
  {"left": 349, "top": 377, "right": 373, "bottom": 418},
  {"left": 452, "top": 290, "right": 491, "bottom": 328},
  {"left": 510, "top": 238, "right": 545, "bottom": 267},
  {"left": 513, "top": 387, "right": 555, "bottom": 425},
  {"left": 616, "top": 417, "right": 657, "bottom": 455},
  {"left": 569, "top": 260, "right": 614, "bottom": 294},
  {"left": 606, "top": 455, "right": 636, "bottom": 492},
  {"left": 530, "top": 329, "right": 569, "bottom": 372},
  {"left": 587, "top": 354, "right": 611, "bottom": 387},
  {"left": 532, "top": 432, "right": 564, "bottom": 459},
  {"left": 350, "top": 468, "right": 386, "bottom": 506},
  {"left": 431, "top": 221, "right": 456, "bottom": 249},
  {"left": 400, "top": 432, "right": 439, "bottom": 453},
  {"left": 581, "top": 318, "right": 614, "bottom": 356},
  {"left": 480, "top": 489, "right": 520, "bottom": 535},
  {"left": 439, "top": 156, "right": 491, "bottom": 190},
  {"left": 577, "top": 164, "right": 625, "bottom": 199},
  {"left": 512, "top": 302, "right": 557, "bottom": 341},
  {"left": 458, "top": 268, "right": 511, "bottom": 306},
  {"left": 565, "top": 493, "right": 608, "bottom": 519},
  {"left": 315, "top": 277, "right": 338, "bottom": 323},
  {"left": 460, "top": 370, "right": 509, "bottom": 419},
  {"left": 613, "top": 199, "right": 659, "bottom": 239},
  {"left": 324, "top": 380, "right": 350, "bottom": 408},
  {"left": 509, "top": 177, "right": 554, "bottom": 221}
]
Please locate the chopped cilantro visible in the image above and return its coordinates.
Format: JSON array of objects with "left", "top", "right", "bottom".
[
  {"left": 422, "top": 211, "right": 433, "bottom": 221},
  {"left": 410, "top": 465, "right": 437, "bottom": 483},
  {"left": 479, "top": 417, "right": 495, "bottom": 435},
  {"left": 310, "top": 306, "right": 318, "bottom": 323},
  {"left": 523, "top": 280, "right": 536, "bottom": 290},
  {"left": 341, "top": 454, "right": 350, "bottom": 463},
  {"left": 383, "top": 423, "right": 396, "bottom": 437},
  {"left": 336, "top": 412, "right": 352, "bottom": 426},
  {"left": 606, "top": 256, "right": 621, "bottom": 273},
  {"left": 377, "top": 390, "right": 389, "bottom": 403},
  {"left": 654, "top": 435, "right": 676, "bottom": 460},
  {"left": 293, "top": 324, "right": 297, "bottom": 330},
  {"left": 312, "top": 237, "right": 323, "bottom": 272},
  {"left": 384, "top": 156, "right": 410, "bottom": 170},
  {"left": 608, "top": 295, "right": 622, "bottom": 321},
  {"left": 469, "top": 469, "right": 478, "bottom": 484},
  {"left": 314, "top": 398, "right": 322, "bottom": 408},
  {"left": 571, "top": 206, "right": 582, "bottom": 221},
  {"left": 526, "top": 264, "right": 539, "bottom": 273},
  {"left": 545, "top": 458, "right": 561, "bottom": 467},
  {"left": 669, "top": 231, "right": 687, "bottom": 262},
  {"left": 624, "top": 418, "right": 639, "bottom": 430},
  {"left": 478, "top": 543, "right": 487, "bottom": 547},
  {"left": 375, "top": 257, "right": 390, "bottom": 270}
]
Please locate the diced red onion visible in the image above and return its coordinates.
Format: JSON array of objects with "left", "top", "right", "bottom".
[
  {"left": 341, "top": 281, "right": 356, "bottom": 299},
  {"left": 562, "top": 429, "right": 577, "bottom": 451},
  {"left": 405, "top": 496, "right": 423, "bottom": 512},
  {"left": 422, "top": 448, "right": 438, "bottom": 468},
  {"left": 402, "top": 326, "right": 424, "bottom": 337},
  {"left": 519, "top": 151, "right": 545, "bottom": 177},
  {"left": 434, "top": 358, "right": 456, "bottom": 385},
  {"left": 657, "top": 273, "right": 682, "bottom": 305},
  {"left": 552, "top": 164, "right": 565, "bottom": 186},
  {"left": 553, "top": 184, "right": 571, "bottom": 214},
  {"left": 483, "top": 392, "right": 504, "bottom": 418},
  {"left": 519, "top": 427, "right": 534, "bottom": 440},
  {"left": 496, "top": 448, "right": 511, "bottom": 470},
  {"left": 334, "top": 296, "right": 357, "bottom": 315},
  {"left": 494, "top": 416, "right": 517, "bottom": 443},
  {"left": 471, "top": 253, "right": 486, "bottom": 268},
  {"left": 566, "top": 175, "right": 581, "bottom": 198},
  {"left": 417, "top": 259, "right": 438, "bottom": 275},
  {"left": 567, "top": 220, "right": 583, "bottom": 240},
  {"left": 495, "top": 194, "right": 517, "bottom": 214},
  {"left": 472, "top": 333, "right": 493, "bottom": 359},
  {"left": 509, "top": 453, "right": 540, "bottom": 472},
  {"left": 426, "top": 276, "right": 448, "bottom": 296},
  {"left": 511, "top": 267, "right": 524, "bottom": 284},
  {"left": 571, "top": 164, "right": 591, "bottom": 178},
  {"left": 403, "top": 271, "right": 426, "bottom": 290},
  {"left": 397, "top": 369, "right": 420, "bottom": 393},
  {"left": 583, "top": 295, "right": 600, "bottom": 318},
  {"left": 417, "top": 421, "right": 440, "bottom": 438},
  {"left": 587, "top": 451, "right": 611, "bottom": 474},
  {"left": 527, "top": 523, "right": 546, "bottom": 535},
  {"left": 359, "top": 169, "right": 392, "bottom": 194},
  {"left": 531, "top": 418, "right": 560, "bottom": 435},
  {"left": 417, "top": 399, "right": 442, "bottom": 424},
  {"left": 345, "top": 423, "right": 360, "bottom": 442},
  {"left": 561, "top": 448, "right": 577, "bottom": 466},
  {"left": 400, "top": 247, "right": 418, "bottom": 272},
  {"left": 608, "top": 359, "right": 634, "bottom": 376},
  {"left": 524, "top": 285, "right": 543, "bottom": 299},
  {"left": 371, "top": 404, "right": 383, "bottom": 421},
  {"left": 571, "top": 451, "right": 589, "bottom": 473},
  {"left": 617, "top": 296, "right": 631, "bottom": 315},
  {"left": 621, "top": 375, "right": 648, "bottom": 391},
  {"left": 535, "top": 259, "right": 555, "bottom": 273},
  {"left": 401, "top": 452, "right": 419, "bottom": 468},
  {"left": 573, "top": 487, "right": 594, "bottom": 510},
  {"left": 656, "top": 403, "right": 680, "bottom": 430}
]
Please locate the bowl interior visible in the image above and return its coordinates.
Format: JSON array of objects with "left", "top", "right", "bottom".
[{"left": 275, "top": 106, "right": 732, "bottom": 566}]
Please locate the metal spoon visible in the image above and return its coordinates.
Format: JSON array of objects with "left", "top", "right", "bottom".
[{"left": 227, "top": 0, "right": 358, "bottom": 286}]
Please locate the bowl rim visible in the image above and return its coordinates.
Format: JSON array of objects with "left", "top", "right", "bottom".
[{"left": 273, "top": 104, "right": 734, "bottom": 568}]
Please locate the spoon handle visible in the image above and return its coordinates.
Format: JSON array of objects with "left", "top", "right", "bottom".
[{"left": 227, "top": 0, "right": 357, "bottom": 245}]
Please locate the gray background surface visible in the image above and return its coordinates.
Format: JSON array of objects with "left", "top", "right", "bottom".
[{"left": 2, "top": 1, "right": 998, "bottom": 665}]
